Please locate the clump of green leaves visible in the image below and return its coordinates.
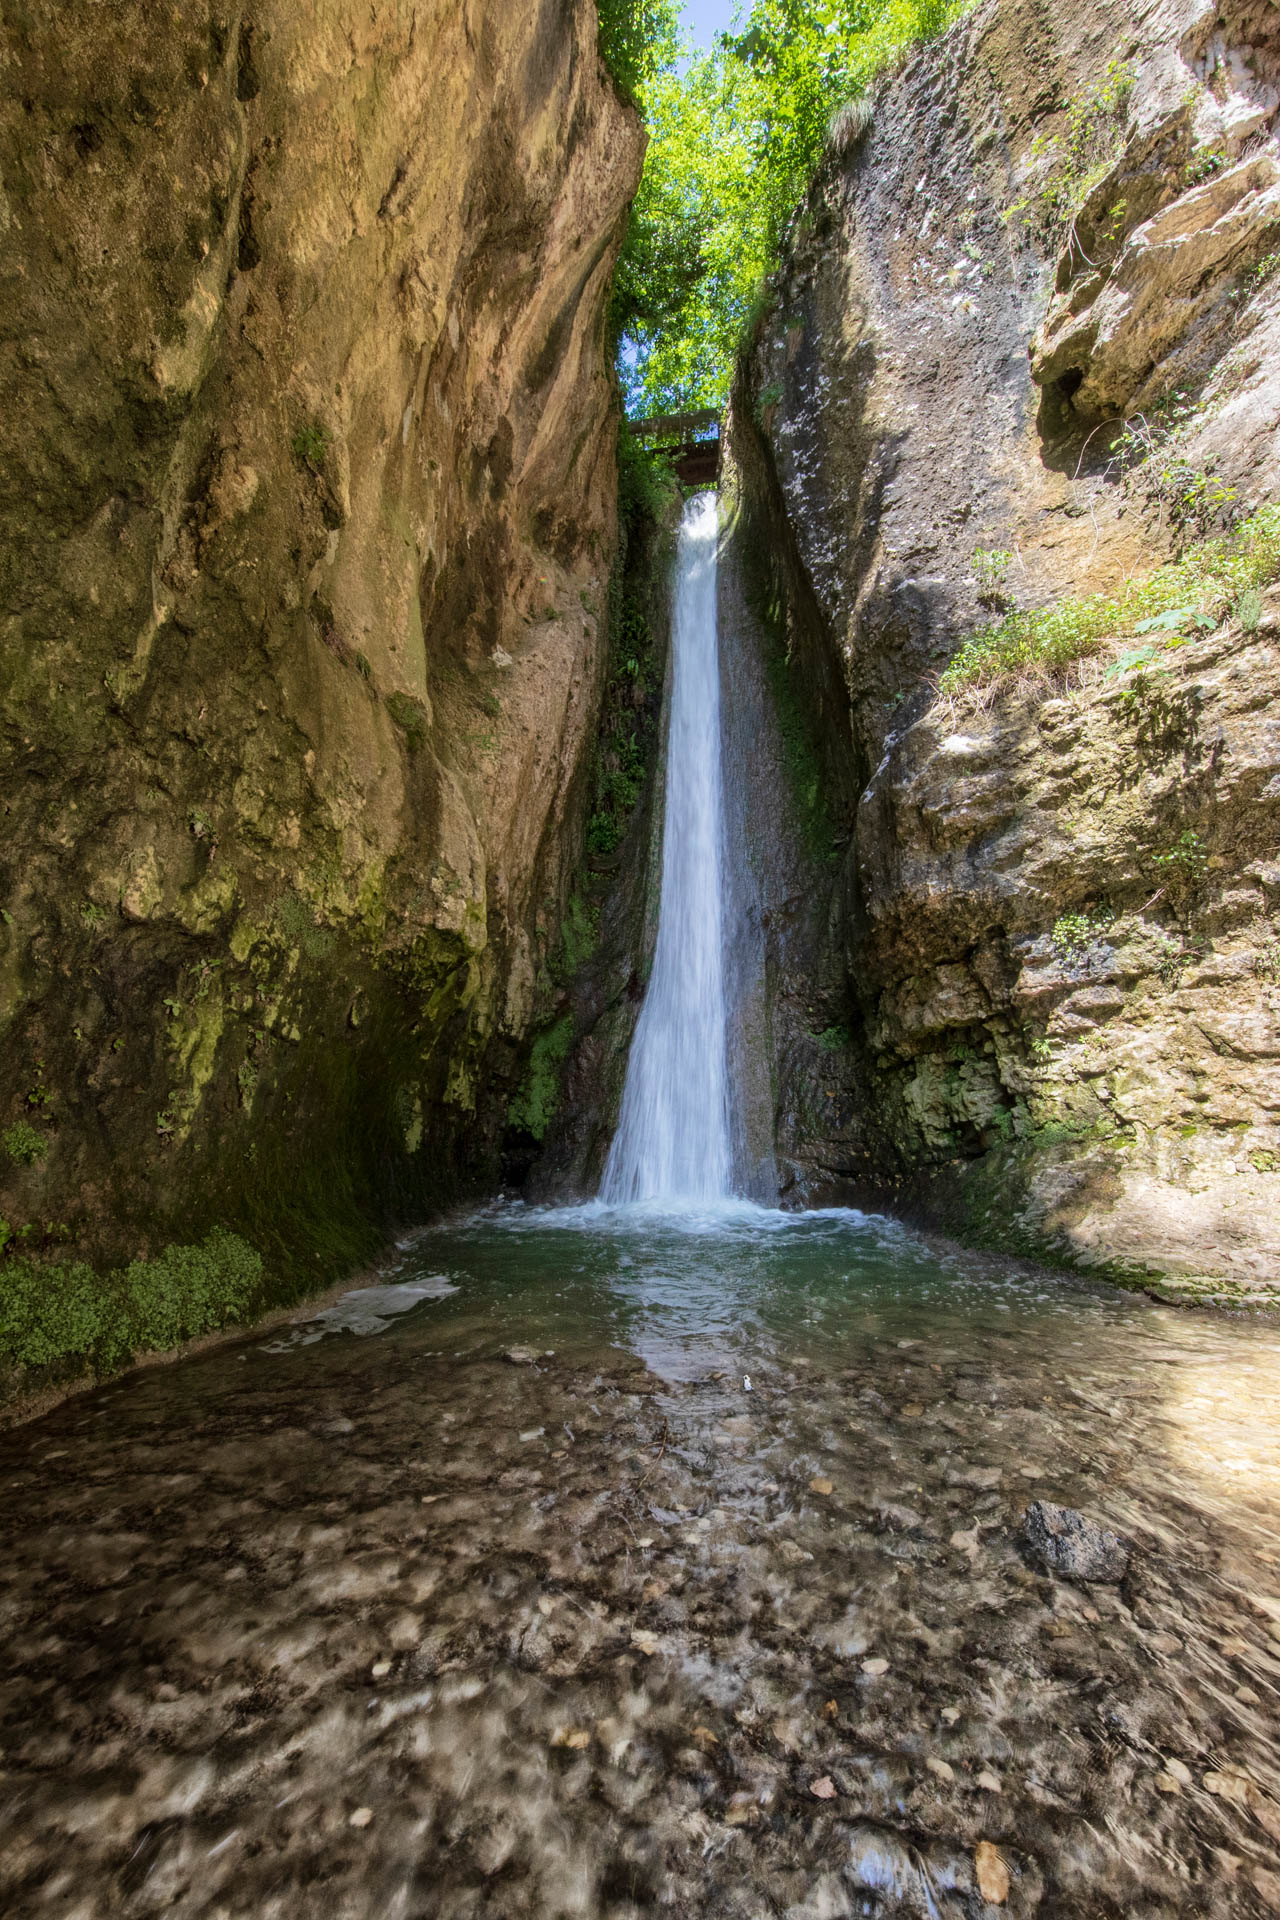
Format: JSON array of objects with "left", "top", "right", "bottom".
[
  {"left": 939, "top": 504, "right": 1280, "bottom": 692},
  {"left": 1152, "top": 830, "right": 1208, "bottom": 908},
  {"left": 1235, "top": 587, "right": 1263, "bottom": 633},
  {"left": 617, "top": 0, "right": 973, "bottom": 411},
  {"left": 1051, "top": 906, "right": 1114, "bottom": 964},
  {"left": 291, "top": 422, "right": 331, "bottom": 468},
  {"left": 971, "top": 548, "right": 1012, "bottom": 594},
  {"left": 597, "top": 0, "right": 680, "bottom": 107},
  {"left": 2, "top": 1120, "right": 47, "bottom": 1166},
  {"left": 0, "top": 1229, "right": 262, "bottom": 1374},
  {"left": 1005, "top": 59, "right": 1134, "bottom": 251}
]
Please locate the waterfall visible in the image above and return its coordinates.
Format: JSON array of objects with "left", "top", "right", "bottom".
[{"left": 601, "top": 492, "right": 734, "bottom": 1206}]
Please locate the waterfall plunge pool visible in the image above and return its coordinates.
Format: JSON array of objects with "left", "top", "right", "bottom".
[{"left": 3, "top": 1202, "right": 1279, "bottom": 1918}]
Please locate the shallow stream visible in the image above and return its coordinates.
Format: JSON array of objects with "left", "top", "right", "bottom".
[{"left": 3, "top": 1205, "right": 1280, "bottom": 1917}]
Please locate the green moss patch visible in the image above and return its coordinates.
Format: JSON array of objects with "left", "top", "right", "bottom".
[{"left": 508, "top": 1017, "right": 575, "bottom": 1143}]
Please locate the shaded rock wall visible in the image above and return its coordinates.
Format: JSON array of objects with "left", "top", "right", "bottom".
[
  {"left": 0, "top": 1, "right": 642, "bottom": 1282},
  {"left": 730, "top": 0, "right": 1280, "bottom": 1298}
]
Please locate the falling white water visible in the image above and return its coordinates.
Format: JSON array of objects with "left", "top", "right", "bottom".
[{"left": 601, "top": 491, "right": 733, "bottom": 1205}]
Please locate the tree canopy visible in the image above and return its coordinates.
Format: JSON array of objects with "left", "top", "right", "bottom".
[{"left": 604, "top": 0, "right": 969, "bottom": 416}]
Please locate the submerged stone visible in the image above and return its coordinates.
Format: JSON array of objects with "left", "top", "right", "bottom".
[{"left": 1023, "top": 1500, "right": 1130, "bottom": 1583}]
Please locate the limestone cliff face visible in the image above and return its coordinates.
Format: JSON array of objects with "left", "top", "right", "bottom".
[
  {"left": 0, "top": 2, "right": 642, "bottom": 1278},
  {"left": 730, "top": 0, "right": 1280, "bottom": 1298}
]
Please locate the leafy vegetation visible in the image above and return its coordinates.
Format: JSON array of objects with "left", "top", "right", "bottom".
[
  {"left": 1151, "top": 830, "right": 1208, "bottom": 909},
  {"left": 2, "top": 1120, "right": 47, "bottom": 1166},
  {"left": 1051, "top": 906, "right": 1114, "bottom": 964},
  {"left": 291, "top": 422, "right": 331, "bottom": 468},
  {"left": 0, "top": 1229, "right": 262, "bottom": 1374},
  {"left": 597, "top": 0, "right": 681, "bottom": 107},
  {"left": 1004, "top": 60, "right": 1134, "bottom": 251},
  {"left": 614, "top": 0, "right": 973, "bottom": 412},
  {"left": 587, "top": 428, "right": 678, "bottom": 857},
  {"left": 939, "top": 504, "right": 1280, "bottom": 693}
]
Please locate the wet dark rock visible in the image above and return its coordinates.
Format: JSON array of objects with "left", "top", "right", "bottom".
[{"left": 1023, "top": 1502, "right": 1130, "bottom": 1584}]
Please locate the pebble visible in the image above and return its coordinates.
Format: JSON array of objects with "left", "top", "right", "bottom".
[
  {"left": 809, "top": 1477, "right": 834, "bottom": 1495},
  {"left": 941, "top": 1706, "right": 961, "bottom": 1725},
  {"left": 1163, "top": 1758, "right": 1193, "bottom": 1787},
  {"left": 861, "top": 1656, "right": 890, "bottom": 1676},
  {"left": 809, "top": 1776, "right": 837, "bottom": 1799},
  {"left": 926, "top": 1756, "right": 955, "bottom": 1783},
  {"left": 974, "top": 1839, "right": 1010, "bottom": 1905},
  {"left": 977, "top": 1770, "right": 1002, "bottom": 1794},
  {"left": 504, "top": 1347, "right": 537, "bottom": 1366},
  {"left": 370, "top": 1659, "right": 391, "bottom": 1678},
  {"left": 348, "top": 1807, "right": 373, "bottom": 1828}
]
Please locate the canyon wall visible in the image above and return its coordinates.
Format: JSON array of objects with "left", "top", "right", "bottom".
[
  {"left": 0, "top": 1, "right": 642, "bottom": 1302},
  {"left": 729, "top": 0, "right": 1280, "bottom": 1300}
]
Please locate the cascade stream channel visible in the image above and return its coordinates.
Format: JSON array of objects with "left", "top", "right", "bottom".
[{"left": 3, "top": 502, "right": 1280, "bottom": 1918}]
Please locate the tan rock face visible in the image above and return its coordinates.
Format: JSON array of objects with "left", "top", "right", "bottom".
[
  {"left": 730, "top": 0, "right": 1280, "bottom": 1296},
  {"left": 0, "top": 2, "right": 641, "bottom": 1273}
]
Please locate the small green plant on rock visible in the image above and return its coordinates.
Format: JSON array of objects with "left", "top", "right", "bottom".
[
  {"left": 1155, "top": 930, "right": 1208, "bottom": 989},
  {"left": 1186, "top": 146, "right": 1226, "bottom": 187},
  {"left": 755, "top": 381, "right": 784, "bottom": 426},
  {"left": 1151, "top": 829, "right": 1208, "bottom": 908},
  {"left": 1235, "top": 587, "right": 1263, "bottom": 633},
  {"left": 1229, "top": 250, "right": 1280, "bottom": 308},
  {"left": 1005, "top": 59, "right": 1135, "bottom": 250},
  {"left": 1051, "top": 905, "right": 1114, "bottom": 964},
  {"left": 2, "top": 1121, "right": 47, "bottom": 1166},
  {"left": 971, "top": 548, "right": 1012, "bottom": 599},
  {"left": 291, "top": 422, "right": 331, "bottom": 469}
]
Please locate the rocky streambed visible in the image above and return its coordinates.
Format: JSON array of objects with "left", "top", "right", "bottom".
[{"left": 1, "top": 1207, "right": 1279, "bottom": 1918}]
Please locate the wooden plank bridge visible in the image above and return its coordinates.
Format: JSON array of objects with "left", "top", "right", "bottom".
[{"left": 627, "top": 407, "right": 720, "bottom": 487}]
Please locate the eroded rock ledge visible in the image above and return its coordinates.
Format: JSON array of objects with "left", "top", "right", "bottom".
[
  {"left": 0, "top": 2, "right": 642, "bottom": 1304},
  {"left": 728, "top": 0, "right": 1280, "bottom": 1301}
]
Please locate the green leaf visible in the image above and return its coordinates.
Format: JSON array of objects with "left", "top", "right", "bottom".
[
  {"left": 1105, "top": 644, "right": 1159, "bottom": 678},
  {"left": 1132, "top": 606, "right": 1196, "bottom": 634}
]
